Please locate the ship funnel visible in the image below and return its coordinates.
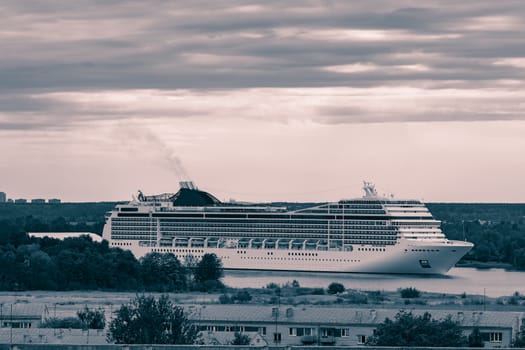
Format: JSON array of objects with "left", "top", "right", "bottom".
[{"left": 180, "top": 181, "right": 197, "bottom": 190}]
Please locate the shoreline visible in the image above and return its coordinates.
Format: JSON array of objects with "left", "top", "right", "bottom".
[{"left": 1, "top": 284, "right": 524, "bottom": 316}]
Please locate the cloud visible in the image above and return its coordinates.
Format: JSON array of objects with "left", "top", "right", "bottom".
[
  {"left": 0, "top": 0, "right": 524, "bottom": 132},
  {"left": 2, "top": 1, "right": 524, "bottom": 88}
]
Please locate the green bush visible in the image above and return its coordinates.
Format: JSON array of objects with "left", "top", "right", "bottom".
[
  {"left": 219, "top": 294, "right": 231, "bottom": 304},
  {"left": 41, "top": 317, "right": 83, "bottom": 329},
  {"left": 400, "top": 287, "right": 421, "bottom": 298},
  {"left": 367, "top": 312, "right": 466, "bottom": 347},
  {"left": 231, "top": 332, "right": 251, "bottom": 345},
  {"left": 77, "top": 306, "right": 105, "bottom": 329},
  {"left": 327, "top": 282, "right": 345, "bottom": 294},
  {"left": 311, "top": 288, "right": 325, "bottom": 295}
]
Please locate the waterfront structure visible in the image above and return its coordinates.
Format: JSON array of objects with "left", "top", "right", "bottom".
[
  {"left": 0, "top": 192, "right": 6, "bottom": 203},
  {"left": 14, "top": 198, "right": 27, "bottom": 204},
  {"left": 102, "top": 181, "right": 473, "bottom": 274},
  {"left": 48, "top": 198, "right": 61, "bottom": 204},
  {"left": 31, "top": 199, "right": 46, "bottom": 204}
]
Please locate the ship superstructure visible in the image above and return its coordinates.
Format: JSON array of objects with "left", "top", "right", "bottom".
[{"left": 102, "top": 182, "right": 473, "bottom": 274}]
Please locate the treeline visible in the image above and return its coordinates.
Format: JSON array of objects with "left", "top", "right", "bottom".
[
  {"left": 0, "top": 231, "right": 223, "bottom": 291},
  {"left": 428, "top": 203, "right": 525, "bottom": 269},
  {"left": 0, "top": 202, "right": 117, "bottom": 223},
  {"left": 0, "top": 202, "right": 115, "bottom": 235}
]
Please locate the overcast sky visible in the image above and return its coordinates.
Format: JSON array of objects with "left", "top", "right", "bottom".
[{"left": 1, "top": 0, "right": 524, "bottom": 202}]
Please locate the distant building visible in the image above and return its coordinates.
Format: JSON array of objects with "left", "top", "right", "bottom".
[
  {"left": 7, "top": 199, "right": 13, "bottom": 204},
  {"left": 0, "top": 328, "right": 107, "bottom": 346},
  {"left": 31, "top": 198, "right": 46, "bottom": 204},
  {"left": 28, "top": 232, "right": 103, "bottom": 242},
  {"left": 0, "top": 303, "right": 45, "bottom": 329},
  {"left": 14, "top": 198, "right": 27, "bottom": 204},
  {"left": 48, "top": 198, "right": 61, "bottom": 204},
  {"left": 0, "top": 303, "right": 105, "bottom": 345},
  {"left": 0, "top": 192, "right": 6, "bottom": 203}
]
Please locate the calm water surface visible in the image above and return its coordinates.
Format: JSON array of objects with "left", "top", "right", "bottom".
[{"left": 223, "top": 267, "right": 525, "bottom": 297}]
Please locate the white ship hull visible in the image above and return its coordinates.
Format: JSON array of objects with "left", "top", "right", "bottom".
[{"left": 115, "top": 239, "right": 472, "bottom": 275}]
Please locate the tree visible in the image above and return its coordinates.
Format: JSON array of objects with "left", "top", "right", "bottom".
[
  {"left": 107, "top": 295, "right": 199, "bottom": 344},
  {"left": 41, "top": 317, "right": 83, "bottom": 329},
  {"left": 367, "top": 312, "right": 467, "bottom": 347},
  {"left": 512, "top": 248, "right": 525, "bottom": 270},
  {"left": 327, "top": 282, "right": 345, "bottom": 294},
  {"left": 193, "top": 253, "right": 223, "bottom": 290},
  {"left": 140, "top": 252, "right": 187, "bottom": 291},
  {"left": 233, "top": 290, "right": 252, "bottom": 303},
  {"left": 400, "top": 287, "right": 421, "bottom": 298},
  {"left": 219, "top": 290, "right": 252, "bottom": 304},
  {"left": 468, "top": 327, "right": 484, "bottom": 347},
  {"left": 231, "top": 332, "right": 251, "bottom": 345},
  {"left": 77, "top": 306, "right": 105, "bottom": 329},
  {"left": 514, "top": 320, "right": 525, "bottom": 347}
]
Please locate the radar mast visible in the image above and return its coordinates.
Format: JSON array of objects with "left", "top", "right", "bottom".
[{"left": 363, "top": 181, "right": 378, "bottom": 198}]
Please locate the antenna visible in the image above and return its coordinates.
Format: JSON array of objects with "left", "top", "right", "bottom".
[{"left": 362, "top": 181, "right": 378, "bottom": 198}]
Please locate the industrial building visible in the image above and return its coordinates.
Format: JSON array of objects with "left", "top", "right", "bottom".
[
  {"left": 188, "top": 305, "right": 524, "bottom": 348},
  {"left": 0, "top": 304, "right": 45, "bottom": 330}
]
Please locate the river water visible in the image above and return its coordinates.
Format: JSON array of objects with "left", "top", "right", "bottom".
[{"left": 223, "top": 267, "right": 525, "bottom": 297}]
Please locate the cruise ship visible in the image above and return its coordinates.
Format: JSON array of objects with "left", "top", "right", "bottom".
[{"left": 102, "top": 182, "right": 473, "bottom": 274}]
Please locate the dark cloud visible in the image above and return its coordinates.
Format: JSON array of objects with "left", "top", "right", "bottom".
[
  {"left": 0, "top": 91, "right": 212, "bottom": 131},
  {"left": 317, "top": 106, "right": 525, "bottom": 124},
  {"left": 0, "top": 95, "right": 68, "bottom": 112},
  {"left": 1, "top": 0, "right": 524, "bottom": 126}
]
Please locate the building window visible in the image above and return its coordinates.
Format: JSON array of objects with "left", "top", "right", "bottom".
[
  {"left": 273, "top": 333, "right": 282, "bottom": 343},
  {"left": 290, "top": 327, "right": 314, "bottom": 336},
  {"left": 490, "top": 332, "right": 503, "bottom": 342},
  {"left": 341, "top": 328, "right": 350, "bottom": 337},
  {"left": 357, "top": 335, "right": 366, "bottom": 344}
]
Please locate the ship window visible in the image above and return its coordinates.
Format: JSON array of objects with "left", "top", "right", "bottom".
[
  {"left": 120, "top": 207, "right": 139, "bottom": 212},
  {"left": 419, "top": 259, "right": 431, "bottom": 268}
]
